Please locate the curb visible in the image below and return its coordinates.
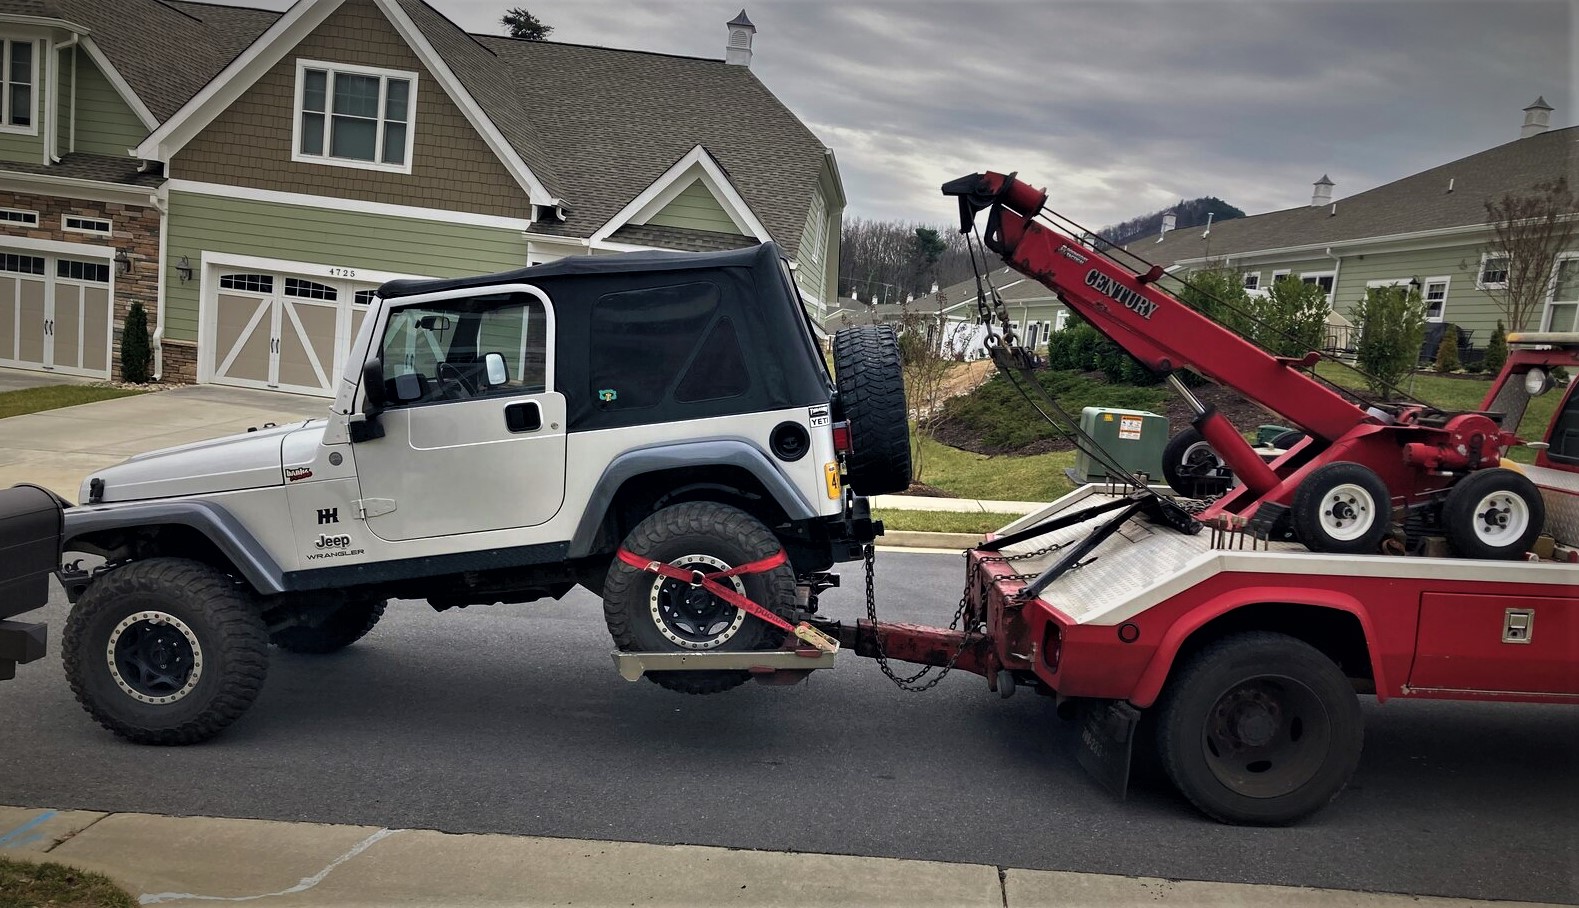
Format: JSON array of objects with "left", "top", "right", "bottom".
[{"left": 880, "top": 530, "right": 982, "bottom": 550}]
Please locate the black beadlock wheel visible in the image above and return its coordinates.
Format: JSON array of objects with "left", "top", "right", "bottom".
[
  {"left": 1291, "top": 461, "right": 1392, "bottom": 554},
  {"left": 63, "top": 558, "right": 269, "bottom": 745},
  {"left": 601, "top": 501, "right": 796, "bottom": 695},
  {"left": 1441, "top": 468, "right": 1545, "bottom": 560},
  {"left": 270, "top": 596, "right": 387, "bottom": 655},
  {"left": 832, "top": 325, "right": 912, "bottom": 496},
  {"left": 1162, "top": 428, "right": 1233, "bottom": 498},
  {"left": 1155, "top": 631, "right": 1364, "bottom": 826}
]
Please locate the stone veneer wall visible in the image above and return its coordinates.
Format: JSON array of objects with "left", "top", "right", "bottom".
[{"left": 0, "top": 190, "right": 165, "bottom": 381}]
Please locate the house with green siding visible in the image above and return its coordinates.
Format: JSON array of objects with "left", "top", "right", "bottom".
[
  {"left": 1137, "top": 100, "right": 1574, "bottom": 356},
  {"left": 0, "top": 0, "right": 843, "bottom": 397}
]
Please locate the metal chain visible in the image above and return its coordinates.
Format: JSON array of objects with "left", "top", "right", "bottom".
[{"left": 863, "top": 545, "right": 983, "bottom": 692}]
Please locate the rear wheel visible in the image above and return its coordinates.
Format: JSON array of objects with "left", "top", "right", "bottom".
[
  {"left": 1162, "top": 428, "right": 1233, "bottom": 497},
  {"left": 601, "top": 501, "right": 796, "bottom": 695},
  {"left": 1442, "top": 468, "right": 1544, "bottom": 560},
  {"left": 1155, "top": 631, "right": 1363, "bottom": 826},
  {"left": 63, "top": 558, "right": 269, "bottom": 745},
  {"left": 832, "top": 325, "right": 911, "bottom": 495}
]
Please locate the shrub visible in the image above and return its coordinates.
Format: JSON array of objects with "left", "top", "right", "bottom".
[
  {"left": 1433, "top": 324, "right": 1461, "bottom": 372},
  {"left": 1483, "top": 320, "right": 1508, "bottom": 375},
  {"left": 938, "top": 369, "right": 1169, "bottom": 451},
  {"left": 1252, "top": 278, "right": 1330, "bottom": 358},
  {"left": 1353, "top": 284, "right": 1427, "bottom": 395},
  {"left": 1178, "top": 265, "right": 1254, "bottom": 335},
  {"left": 121, "top": 301, "right": 152, "bottom": 384}
]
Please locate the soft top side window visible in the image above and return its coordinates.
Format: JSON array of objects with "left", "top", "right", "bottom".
[{"left": 589, "top": 281, "right": 744, "bottom": 410}]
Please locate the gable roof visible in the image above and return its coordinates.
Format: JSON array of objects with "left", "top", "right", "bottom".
[
  {"left": 1137, "top": 125, "right": 1578, "bottom": 265},
  {"left": 933, "top": 264, "right": 1065, "bottom": 314}
]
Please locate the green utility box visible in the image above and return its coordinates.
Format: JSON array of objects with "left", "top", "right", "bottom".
[
  {"left": 1072, "top": 407, "right": 1168, "bottom": 483},
  {"left": 1256, "top": 424, "right": 1296, "bottom": 446}
]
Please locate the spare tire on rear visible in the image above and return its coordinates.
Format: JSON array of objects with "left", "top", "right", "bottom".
[{"left": 832, "top": 325, "right": 912, "bottom": 496}]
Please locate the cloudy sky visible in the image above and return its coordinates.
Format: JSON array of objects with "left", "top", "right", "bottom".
[{"left": 217, "top": 0, "right": 1572, "bottom": 229}]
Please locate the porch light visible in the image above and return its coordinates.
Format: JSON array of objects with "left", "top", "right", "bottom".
[
  {"left": 176, "top": 255, "right": 193, "bottom": 283},
  {"left": 114, "top": 248, "right": 133, "bottom": 276}
]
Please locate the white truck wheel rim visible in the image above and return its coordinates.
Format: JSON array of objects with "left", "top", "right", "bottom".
[
  {"left": 1471, "top": 491, "right": 1530, "bottom": 545},
  {"left": 1319, "top": 483, "right": 1374, "bottom": 541},
  {"left": 648, "top": 553, "right": 748, "bottom": 650}
]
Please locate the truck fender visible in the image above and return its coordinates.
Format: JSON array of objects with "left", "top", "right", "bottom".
[
  {"left": 569, "top": 440, "right": 815, "bottom": 558},
  {"left": 1127, "top": 587, "right": 1387, "bottom": 709},
  {"left": 62, "top": 500, "right": 286, "bottom": 595}
]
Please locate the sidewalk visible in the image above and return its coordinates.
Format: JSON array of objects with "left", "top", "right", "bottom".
[{"left": 2, "top": 806, "right": 1551, "bottom": 908}]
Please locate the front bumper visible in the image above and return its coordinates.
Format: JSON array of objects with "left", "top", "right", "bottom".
[{"left": 0, "top": 620, "right": 46, "bottom": 681}]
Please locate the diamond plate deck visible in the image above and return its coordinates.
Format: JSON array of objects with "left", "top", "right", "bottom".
[{"left": 1526, "top": 464, "right": 1579, "bottom": 547}]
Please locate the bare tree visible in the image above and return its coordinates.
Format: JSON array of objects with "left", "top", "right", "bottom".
[
  {"left": 1481, "top": 178, "right": 1576, "bottom": 331},
  {"left": 896, "top": 290, "right": 957, "bottom": 484}
]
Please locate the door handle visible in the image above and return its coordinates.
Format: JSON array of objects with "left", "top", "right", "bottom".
[{"left": 504, "top": 400, "right": 542, "bottom": 433}]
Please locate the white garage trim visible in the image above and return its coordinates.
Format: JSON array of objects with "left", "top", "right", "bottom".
[{"left": 0, "top": 235, "right": 114, "bottom": 258}]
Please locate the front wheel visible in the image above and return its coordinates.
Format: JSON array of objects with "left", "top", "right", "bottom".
[
  {"left": 63, "top": 558, "right": 269, "bottom": 745},
  {"left": 1155, "top": 631, "right": 1363, "bottom": 826},
  {"left": 1162, "top": 428, "right": 1233, "bottom": 498},
  {"left": 601, "top": 501, "right": 796, "bottom": 695},
  {"left": 1291, "top": 461, "right": 1391, "bottom": 554}
]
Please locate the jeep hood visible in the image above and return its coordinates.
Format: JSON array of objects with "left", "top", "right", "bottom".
[{"left": 83, "top": 420, "right": 323, "bottom": 504}]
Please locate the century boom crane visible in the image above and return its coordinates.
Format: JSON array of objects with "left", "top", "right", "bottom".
[{"left": 943, "top": 171, "right": 1545, "bottom": 558}]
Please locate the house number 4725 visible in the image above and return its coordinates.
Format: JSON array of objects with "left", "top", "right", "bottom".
[{"left": 328, "top": 267, "right": 357, "bottom": 278}]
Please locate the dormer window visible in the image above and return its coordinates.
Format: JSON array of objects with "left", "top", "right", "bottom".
[
  {"left": 293, "top": 60, "right": 416, "bottom": 174},
  {"left": 0, "top": 39, "right": 36, "bottom": 134}
]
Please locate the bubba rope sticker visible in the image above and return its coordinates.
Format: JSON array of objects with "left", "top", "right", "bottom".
[{"left": 809, "top": 405, "right": 830, "bottom": 428}]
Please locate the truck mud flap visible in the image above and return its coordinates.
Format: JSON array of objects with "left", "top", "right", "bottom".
[{"left": 1076, "top": 698, "right": 1140, "bottom": 800}]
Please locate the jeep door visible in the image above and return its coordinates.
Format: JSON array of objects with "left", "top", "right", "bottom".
[{"left": 353, "top": 285, "right": 566, "bottom": 541}]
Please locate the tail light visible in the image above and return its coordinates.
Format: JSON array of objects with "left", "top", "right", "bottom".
[
  {"left": 1042, "top": 623, "right": 1062, "bottom": 672},
  {"left": 831, "top": 420, "right": 852, "bottom": 454}
]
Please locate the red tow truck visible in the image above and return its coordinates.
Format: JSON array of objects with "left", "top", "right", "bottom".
[{"left": 805, "top": 173, "right": 1578, "bottom": 826}]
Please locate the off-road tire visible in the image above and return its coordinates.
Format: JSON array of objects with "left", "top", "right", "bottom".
[
  {"left": 270, "top": 598, "right": 387, "bottom": 654},
  {"left": 602, "top": 501, "right": 796, "bottom": 695},
  {"left": 1292, "top": 461, "right": 1391, "bottom": 554},
  {"left": 833, "top": 325, "right": 911, "bottom": 496},
  {"left": 1155, "top": 631, "right": 1363, "bottom": 826},
  {"left": 63, "top": 558, "right": 269, "bottom": 745},
  {"left": 1441, "top": 468, "right": 1545, "bottom": 560},
  {"left": 1162, "top": 428, "right": 1232, "bottom": 498}
]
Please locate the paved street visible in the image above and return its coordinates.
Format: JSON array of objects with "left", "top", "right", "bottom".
[{"left": 2, "top": 551, "right": 1576, "bottom": 905}]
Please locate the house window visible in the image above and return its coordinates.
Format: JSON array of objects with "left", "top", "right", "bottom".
[
  {"left": 1300, "top": 271, "right": 1335, "bottom": 299},
  {"left": 0, "top": 253, "right": 42, "bottom": 274},
  {"left": 219, "top": 273, "right": 274, "bottom": 294},
  {"left": 63, "top": 215, "right": 112, "bottom": 236},
  {"left": 1421, "top": 277, "right": 1449, "bottom": 322},
  {"left": 284, "top": 277, "right": 337, "bottom": 300},
  {"left": 1544, "top": 257, "right": 1579, "bottom": 333},
  {"left": 0, "top": 40, "right": 35, "bottom": 132},
  {"left": 1242, "top": 272, "right": 1260, "bottom": 291},
  {"left": 0, "top": 207, "right": 37, "bottom": 226},
  {"left": 354, "top": 290, "right": 376, "bottom": 306},
  {"left": 1271, "top": 269, "right": 1291, "bottom": 285},
  {"left": 1055, "top": 309, "right": 1068, "bottom": 331},
  {"left": 294, "top": 60, "right": 417, "bottom": 173},
  {"left": 1478, "top": 253, "right": 1509, "bottom": 289}
]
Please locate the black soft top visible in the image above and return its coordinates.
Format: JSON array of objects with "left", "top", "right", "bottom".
[{"left": 376, "top": 243, "right": 832, "bottom": 432}]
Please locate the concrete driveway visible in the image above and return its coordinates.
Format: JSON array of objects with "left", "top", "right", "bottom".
[
  {"left": 0, "top": 366, "right": 95, "bottom": 393},
  {"left": 0, "top": 384, "right": 329, "bottom": 499}
]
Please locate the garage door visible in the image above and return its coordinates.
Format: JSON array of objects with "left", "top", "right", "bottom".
[
  {"left": 206, "top": 270, "right": 376, "bottom": 397},
  {"left": 0, "top": 250, "right": 113, "bottom": 379}
]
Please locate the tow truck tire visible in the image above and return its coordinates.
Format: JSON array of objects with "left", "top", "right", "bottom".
[
  {"left": 1162, "top": 428, "right": 1232, "bottom": 498},
  {"left": 1441, "top": 468, "right": 1545, "bottom": 560},
  {"left": 270, "top": 597, "right": 386, "bottom": 654},
  {"left": 1291, "top": 461, "right": 1391, "bottom": 554},
  {"left": 602, "top": 501, "right": 796, "bottom": 695},
  {"left": 1155, "top": 631, "right": 1363, "bottom": 826},
  {"left": 833, "top": 325, "right": 912, "bottom": 496},
  {"left": 63, "top": 558, "right": 269, "bottom": 745}
]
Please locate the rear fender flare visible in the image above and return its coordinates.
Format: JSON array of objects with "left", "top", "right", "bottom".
[
  {"left": 1128, "top": 588, "right": 1385, "bottom": 709},
  {"left": 569, "top": 441, "right": 814, "bottom": 558},
  {"left": 61, "top": 500, "right": 285, "bottom": 595}
]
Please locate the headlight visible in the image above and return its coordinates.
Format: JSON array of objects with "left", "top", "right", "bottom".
[{"left": 1524, "top": 367, "right": 1553, "bottom": 397}]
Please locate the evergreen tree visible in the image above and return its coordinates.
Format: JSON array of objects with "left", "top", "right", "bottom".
[
  {"left": 501, "top": 8, "right": 552, "bottom": 40},
  {"left": 1483, "top": 320, "right": 1508, "bottom": 375},
  {"left": 121, "top": 301, "right": 152, "bottom": 384}
]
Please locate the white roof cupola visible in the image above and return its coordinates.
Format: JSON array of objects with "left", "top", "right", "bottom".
[
  {"left": 726, "top": 9, "right": 756, "bottom": 67},
  {"left": 1311, "top": 174, "right": 1334, "bottom": 207},
  {"left": 1522, "top": 96, "right": 1553, "bottom": 138}
]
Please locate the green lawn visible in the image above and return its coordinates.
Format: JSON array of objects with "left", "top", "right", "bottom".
[
  {"left": 1314, "top": 362, "right": 1562, "bottom": 463},
  {"left": 0, "top": 385, "right": 146, "bottom": 420},
  {"left": 912, "top": 432, "right": 1078, "bottom": 501},
  {"left": 874, "top": 508, "right": 1007, "bottom": 535},
  {"left": 0, "top": 856, "right": 136, "bottom": 908}
]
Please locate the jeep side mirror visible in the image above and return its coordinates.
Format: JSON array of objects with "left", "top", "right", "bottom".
[
  {"left": 350, "top": 358, "right": 387, "bottom": 443},
  {"left": 483, "top": 352, "right": 509, "bottom": 387}
]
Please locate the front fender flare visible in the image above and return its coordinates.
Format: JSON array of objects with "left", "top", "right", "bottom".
[
  {"left": 569, "top": 440, "right": 815, "bottom": 558},
  {"left": 62, "top": 500, "right": 286, "bottom": 595}
]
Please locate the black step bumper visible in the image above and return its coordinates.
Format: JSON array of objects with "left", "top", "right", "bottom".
[{"left": 0, "top": 620, "right": 47, "bottom": 681}]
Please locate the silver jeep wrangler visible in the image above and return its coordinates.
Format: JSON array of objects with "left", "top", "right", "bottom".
[{"left": 45, "top": 243, "right": 909, "bottom": 743}]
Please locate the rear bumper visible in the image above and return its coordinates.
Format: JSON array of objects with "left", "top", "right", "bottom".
[{"left": 0, "top": 619, "right": 47, "bottom": 681}]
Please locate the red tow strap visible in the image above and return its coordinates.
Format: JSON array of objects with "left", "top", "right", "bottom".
[{"left": 615, "top": 547, "right": 795, "bottom": 633}]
